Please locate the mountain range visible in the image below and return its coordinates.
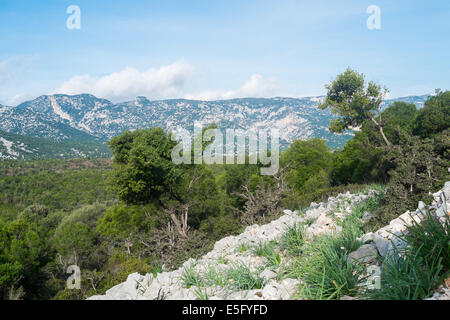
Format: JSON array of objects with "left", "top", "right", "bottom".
[{"left": 0, "top": 94, "right": 429, "bottom": 160}]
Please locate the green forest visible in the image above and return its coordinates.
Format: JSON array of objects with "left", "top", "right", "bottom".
[{"left": 0, "top": 69, "right": 449, "bottom": 300}]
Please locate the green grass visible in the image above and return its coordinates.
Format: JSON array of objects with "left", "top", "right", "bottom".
[
  {"left": 304, "top": 217, "right": 316, "bottom": 227},
  {"left": 217, "top": 256, "right": 229, "bottom": 265},
  {"left": 403, "top": 207, "right": 450, "bottom": 271},
  {"left": 249, "top": 241, "right": 274, "bottom": 257},
  {"left": 224, "top": 263, "right": 266, "bottom": 291},
  {"left": 249, "top": 241, "right": 281, "bottom": 269},
  {"left": 280, "top": 223, "right": 306, "bottom": 257},
  {"left": 181, "top": 262, "right": 266, "bottom": 292},
  {"left": 193, "top": 287, "right": 210, "bottom": 300},
  {"left": 337, "top": 196, "right": 381, "bottom": 252},
  {"left": 364, "top": 206, "right": 449, "bottom": 300},
  {"left": 180, "top": 262, "right": 203, "bottom": 289},
  {"left": 150, "top": 264, "right": 163, "bottom": 278},
  {"left": 283, "top": 197, "right": 382, "bottom": 299},
  {"left": 203, "top": 267, "right": 226, "bottom": 287},
  {"left": 365, "top": 248, "right": 444, "bottom": 300},
  {"left": 285, "top": 234, "right": 365, "bottom": 300}
]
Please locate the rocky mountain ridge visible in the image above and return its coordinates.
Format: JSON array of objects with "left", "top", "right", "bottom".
[{"left": 0, "top": 94, "right": 429, "bottom": 150}]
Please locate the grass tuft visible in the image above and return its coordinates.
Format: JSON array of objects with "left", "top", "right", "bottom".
[
  {"left": 281, "top": 223, "right": 306, "bottom": 257},
  {"left": 180, "top": 262, "right": 203, "bottom": 289},
  {"left": 249, "top": 241, "right": 281, "bottom": 269},
  {"left": 365, "top": 248, "right": 443, "bottom": 300},
  {"left": 364, "top": 206, "right": 449, "bottom": 300},
  {"left": 224, "top": 263, "right": 266, "bottom": 291}
]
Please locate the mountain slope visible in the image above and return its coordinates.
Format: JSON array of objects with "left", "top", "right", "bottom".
[
  {"left": 0, "top": 94, "right": 429, "bottom": 149},
  {"left": 87, "top": 182, "right": 450, "bottom": 300},
  {"left": 0, "top": 130, "right": 111, "bottom": 160}
]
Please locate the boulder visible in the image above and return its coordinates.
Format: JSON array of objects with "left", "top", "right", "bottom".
[
  {"left": 260, "top": 269, "right": 277, "bottom": 280},
  {"left": 348, "top": 244, "right": 378, "bottom": 265},
  {"left": 305, "top": 208, "right": 322, "bottom": 220},
  {"left": 372, "top": 233, "right": 393, "bottom": 258}
]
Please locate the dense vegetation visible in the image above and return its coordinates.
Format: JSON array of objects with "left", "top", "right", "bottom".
[{"left": 0, "top": 69, "right": 448, "bottom": 300}]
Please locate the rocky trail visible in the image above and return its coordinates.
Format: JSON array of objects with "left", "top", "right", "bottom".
[{"left": 88, "top": 182, "right": 450, "bottom": 300}]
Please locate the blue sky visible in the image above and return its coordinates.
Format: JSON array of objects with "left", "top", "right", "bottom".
[{"left": 0, "top": 0, "right": 449, "bottom": 105}]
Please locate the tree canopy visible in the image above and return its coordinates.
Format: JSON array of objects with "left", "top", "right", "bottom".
[
  {"left": 319, "top": 68, "right": 391, "bottom": 146},
  {"left": 108, "top": 127, "right": 182, "bottom": 204}
]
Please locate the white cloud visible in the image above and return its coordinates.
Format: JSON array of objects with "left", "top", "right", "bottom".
[
  {"left": 55, "top": 61, "right": 194, "bottom": 101},
  {"left": 7, "top": 60, "right": 278, "bottom": 104},
  {"left": 184, "top": 74, "right": 278, "bottom": 100}
]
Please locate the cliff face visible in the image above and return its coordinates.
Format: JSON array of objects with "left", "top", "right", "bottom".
[{"left": 87, "top": 182, "right": 450, "bottom": 300}]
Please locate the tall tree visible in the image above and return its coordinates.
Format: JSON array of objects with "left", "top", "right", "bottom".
[{"left": 319, "top": 68, "right": 392, "bottom": 146}]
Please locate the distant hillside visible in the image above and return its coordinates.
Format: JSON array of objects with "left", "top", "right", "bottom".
[
  {"left": 0, "top": 130, "right": 111, "bottom": 160},
  {"left": 0, "top": 94, "right": 429, "bottom": 150}
]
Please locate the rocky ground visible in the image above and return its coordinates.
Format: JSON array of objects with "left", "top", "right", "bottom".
[{"left": 88, "top": 182, "right": 450, "bottom": 300}]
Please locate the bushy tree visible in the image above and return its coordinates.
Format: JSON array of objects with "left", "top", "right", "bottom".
[
  {"left": 281, "top": 138, "right": 333, "bottom": 193},
  {"left": 319, "top": 68, "right": 391, "bottom": 146},
  {"left": 220, "top": 162, "right": 262, "bottom": 209},
  {"left": 108, "top": 127, "right": 182, "bottom": 204},
  {"left": 0, "top": 218, "right": 53, "bottom": 299},
  {"left": 412, "top": 90, "right": 450, "bottom": 138},
  {"left": 58, "top": 203, "right": 107, "bottom": 230},
  {"left": 331, "top": 102, "right": 417, "bottom": 185},
  {"left": 368, "top": 131, "right": 449, "bottom": 230},
  {"left": 53, "top": 222, "right": 97, "bottom": 268},
  {"left": 97, "top": 204, "right": 160, "bottom": 241},
  {"left": 0, "top": 220, "right": 23, "bottom": 299},
  {"left": 376, "top": 101, "right": 417, "bottom": 145},
  {"left": 331, "top": 131, "right": 384, "bottom": 185}
]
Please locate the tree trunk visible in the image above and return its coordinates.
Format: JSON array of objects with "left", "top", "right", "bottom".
[{"left": 370, "top": 117, "right": 392, "bottom": 146}]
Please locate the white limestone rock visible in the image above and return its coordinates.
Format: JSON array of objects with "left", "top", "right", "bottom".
[{"left": 348, "top": 244, "right": 378, "bottom": 265}]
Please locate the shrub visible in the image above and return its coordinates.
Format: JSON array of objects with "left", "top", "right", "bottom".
[{"left": 59, "top": 203, "right": 107, "bottom": 230}]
